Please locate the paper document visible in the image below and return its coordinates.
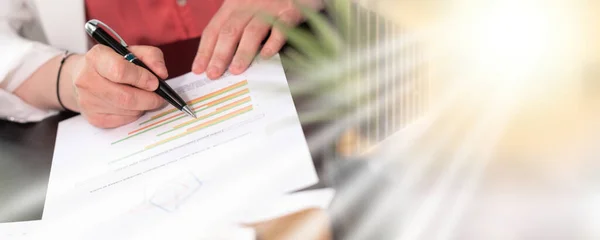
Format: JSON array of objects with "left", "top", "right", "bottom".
[
  {"left": 236, "top": 188, "right": 336, "bottom": 224},
  {"left": 0, "top": 221, "right": 37, "bottom": 240},
  {"left": 38, "top": 55, "right": 318, "bottom": 238},
  {"left": 1, "top": 189, "right": 334, "bottom": 239}
]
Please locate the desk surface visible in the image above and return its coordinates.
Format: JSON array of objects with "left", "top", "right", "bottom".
[{"left": 0, "top": 112, "right": 78, "bottom": 222}]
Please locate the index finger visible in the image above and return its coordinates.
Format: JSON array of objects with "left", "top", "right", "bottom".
[
  {"left": 88, "top": 45, "right": 162, "bottom": 92},
  {"left": 206, "top": 11, "right": 253, "bottom": 79},
  {"left": 192, "top": 8, "right": 231, "bottom": 74}
]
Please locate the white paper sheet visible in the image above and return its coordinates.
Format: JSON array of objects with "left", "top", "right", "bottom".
[
  {"left": 0, "top": 220, "right": 37, "bottom": 239},
  {"left": 0, "top": 221, "right": 256, "bottom": 240},
  {"left": 33, "top": 55, "right": 318, "bottom": 239},
  {"left": 1, "top": 188, "right": 334, "bottom": 239},
  {"left": 236, "top": 188, "right": 336, "bottom": 224}
]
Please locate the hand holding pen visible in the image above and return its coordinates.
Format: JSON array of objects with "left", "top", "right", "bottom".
[
  {"left": 84, "top": 20, "right": 196, "bottom": 119},
  {"left": 52, "top": 20, "right": 195, "bottom": 129}
]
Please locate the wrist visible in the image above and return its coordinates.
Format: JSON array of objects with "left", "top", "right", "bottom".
[{"left": 58, "top": 54, "right": 84, "bottom": 112}]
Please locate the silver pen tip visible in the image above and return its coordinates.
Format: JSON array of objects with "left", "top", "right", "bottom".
[{"left": 182, "top": 106, "right": 197, "bottom": 118}]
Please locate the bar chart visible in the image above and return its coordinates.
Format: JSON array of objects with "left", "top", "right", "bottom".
[{"left": 110, "top": 78, "right": 258, "bottom": 161}]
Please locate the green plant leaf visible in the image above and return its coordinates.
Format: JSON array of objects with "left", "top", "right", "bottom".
[
  {"left": 326, "top": 0, "right": 353, "bottom": 40},
  {"left": 282, "top": 47, "right": 313, "bottom": 70},
  {"left": 293, "top": 0, "right": 344, "bottom": 57},
  {"left": 258, "top": 11, "right": 326, "bottom": 60}
]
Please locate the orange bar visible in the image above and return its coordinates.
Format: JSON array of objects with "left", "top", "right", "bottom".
[
  {"left": 130, "top": 113, "right": 183, "bottom": 135},
  {"left": 189, "top": 80, "right": 248, "bottom": 106},
  {"left": 205, "top": 88, "right": 249, "bottom": 108},
  {"left": 145, "top": 105, "right": 253, "bottom": 150},
  {"left": 148, "top": 108, "right": 178, "bottom": 121},
  {"left": 187, "top": 105, "right": 253, "bottom": 132},
  {"left": 144, "top": 80, "right": 248, "bottom": 123},
  {"left": 171, "top": 109, "right": 219, "bottom": 130},
  {"left": 128, "top": 105, "right": 207, "bottom": 135},
  {"left": 172, "top": 93, "right": 250, "bottom": 129},
  {"left": 216, "top": 96, "right": 251, "bottom": 111},
  {"left": 146, "top": 131, "right": 188, "bottom": 150}
]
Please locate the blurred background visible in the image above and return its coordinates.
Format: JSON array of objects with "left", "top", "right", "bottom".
[{"left": 283, "top": 0, "right": 600, "bottom": 239}]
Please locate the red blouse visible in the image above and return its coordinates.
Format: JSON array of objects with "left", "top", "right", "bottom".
[{"left": 85, "top": 0, "right": 224, "bottom": 46}]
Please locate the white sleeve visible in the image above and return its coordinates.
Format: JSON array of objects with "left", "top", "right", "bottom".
[{"left": 0, "top": 0, "right": 64, "bottom": 123}]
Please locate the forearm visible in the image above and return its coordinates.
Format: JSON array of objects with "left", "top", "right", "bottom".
[{"left": 13, "top": 54, "right": 83, "bottom": 113}]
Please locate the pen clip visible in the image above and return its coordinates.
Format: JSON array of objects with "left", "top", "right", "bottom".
[{"left": 87, "top": 19, "right": 129, "bottom": 47}]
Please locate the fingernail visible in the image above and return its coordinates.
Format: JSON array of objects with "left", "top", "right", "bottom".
[
  {"left": 261, "top": 48, "right": 273, "bottom": 58},
  {"left": 158, "top": 62, "right": 168, "bottom": 77},
  {"left": 229, "top": 60, "right": 242, "bottom": 72},
  {"left": 147, "top": 78, "right": 158, "bottom": 90},
  {"left": 207, "top": 66, "right": 219, "bottom": 79},
  {"left": 192, "top": 59, "right": 206, "bottom": 73}
]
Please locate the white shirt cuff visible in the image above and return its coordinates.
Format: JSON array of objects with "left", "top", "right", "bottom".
[
  {"left": 0, "top": 89, "right": 59, "bottom": 123},
  {"left": 0, "top": 36, "right": 65, "bottom": 122}
]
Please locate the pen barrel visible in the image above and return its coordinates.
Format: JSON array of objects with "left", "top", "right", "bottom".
[{"left": 92, "top": 27, "right": 130, "bottom": 56}]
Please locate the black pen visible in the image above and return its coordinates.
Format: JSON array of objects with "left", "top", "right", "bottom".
[{"left": 84, "top": 19, "right": 196, "bottom": 119}]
